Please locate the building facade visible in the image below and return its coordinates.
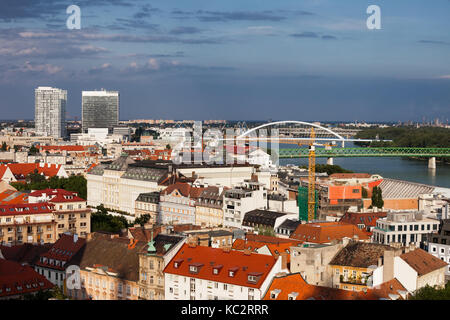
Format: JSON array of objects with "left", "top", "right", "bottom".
[
  {"left": 82, "top": 90, "right": 119, "bottom": 133},
  {"left": 164, "top": 244, "right": 282, "bottom": 300},
  {"left": 28, "top": 189, "right": 91, "bottom": 238},
  {"left": 195, "top": 186, "right": 225, "bottom": 227},
  {"left": 35, "top": 86, "right": 67, "bottom": 138},
  {"left": 223, "top": 181, "right": 267, "bottom": 229},
  {"left": 0, "top": 203, "right": 56, "bottom": 245},
  {"left": 135, "top": 192, "right": 160, "bottom": 223},
  {"left": 372, "top": 211, "right": 440, "bottom": 247}
]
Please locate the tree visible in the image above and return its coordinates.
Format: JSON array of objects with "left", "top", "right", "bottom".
[
  {"left": 29, "top": 145, "right": 39, "bottom": 154},
  {"left": 166, "top": 144, "right": 171, "bottom": 150},
  {"left": 91, "top": 205, "right": 129, "bottom": 233},
  {"left": 134, "top": 214, "right": 151, "bottom": 226},
  {"left": 1, "top": 142, "right": 7, "bottom": 151},
  {"left": 371, "top": 186, "right": 384, "bottom": 209},
  {"left": 361, "top": 187, "right": 368, "bottom": 198},
  {"left": 410, "top": 283, "right": 450, "bottom": 300},
  {"left": 11, "top": 174, "right": 87, "bottom": 199}
]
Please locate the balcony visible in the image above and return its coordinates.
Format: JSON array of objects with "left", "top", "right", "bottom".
[{"left": 339, "top": 275, "right": 368, "bottom": 286}]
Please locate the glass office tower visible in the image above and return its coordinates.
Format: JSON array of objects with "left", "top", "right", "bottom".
[
  {"left": 82, "top": 89, "right": 119, "bottom": 133},
  {"left": 35, "top": 86, "right": 67, "bottom": 138}
]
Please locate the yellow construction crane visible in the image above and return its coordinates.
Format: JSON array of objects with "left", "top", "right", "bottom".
[{"left": 307, "top": 128, "right": 316, "bottom": 221}]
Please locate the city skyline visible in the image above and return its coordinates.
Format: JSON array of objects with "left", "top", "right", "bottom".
[{"left": 0, "top": 0, "right": 449, "bottom": 121}]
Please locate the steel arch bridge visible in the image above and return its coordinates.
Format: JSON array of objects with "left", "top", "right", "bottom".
[{"left": 236, "top": 120, "right": 346, "bottom": 141}]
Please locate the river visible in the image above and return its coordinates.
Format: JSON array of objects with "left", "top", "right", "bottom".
[{"left": 278, "top": 142, "right": 450, "bottom": 188}]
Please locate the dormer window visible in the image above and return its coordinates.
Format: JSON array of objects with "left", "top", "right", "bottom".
[
  {"left": 270, "top": 289, "right": 281, "bottom": 299},
  {"left": 228, "top": 267, "right": 238, "bottom": 277},
  {"left": 212, "top": 265, "right": 223, "bottom": 275},
  {"left": 188, "top": 263, "right": 203, "bottom": 274},
  {"left": 288, "top": 292, "right": 299, "bottom": 300},
  {"left": 174, "top": 259, "right": 183, "bottom": 268},
  {"left": 189, "top": 265, "right": 198, "bottom": 273},
  {"left": 247, "top": 272, "right": 263, "bottom": 284}
]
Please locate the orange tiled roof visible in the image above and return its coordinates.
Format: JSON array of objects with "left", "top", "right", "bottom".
[
  {"left": 400, "top": 248, "right": 448, "bottom": 276},
  {"left": 0, "top": 163, "right": 62, "bottom": 179},
  {"left": 340, "top": 211, "right": 387, "bottom": 228},
  {"left": 28, "top": 188, "right": 85, "bottom": 202},
  {"left": 263, "top": 273, "right": 407, "bottom": 300},
  {"left": 164, "top": 243, "right": 277, "bottom": 289},
  {"left": 39, "top": 145, "right": 94, "bottom": 152},
  {"left": 161, "top": 182, "right": 204, "bottom": 199},
  {"left": 290, "top": 222, "right": 370, "bottom": 243},
  {"left": 0, "top": 190, "right": 28, "bottom": 205},
  {"left": 232, "top": 239, "right": 299, "bottom": 263}
]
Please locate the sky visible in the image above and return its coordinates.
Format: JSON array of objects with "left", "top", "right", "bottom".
[{"left": 0, "top": 0, "right": 449, "bottom": 122}]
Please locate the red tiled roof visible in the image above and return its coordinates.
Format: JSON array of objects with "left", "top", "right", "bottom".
[
  {"left": 232, "top": 239, "right": 299, "bottom": 263},
  {"left": 161, "top": 182, "right": 204, "bottom": 199},
  {"left": 290, "top": 222, "right": 370, "bottom": 243},
  {"left": 400, "top": 248, "right": 448, "bottom": 276},
  {"left": 0, "top": 243, "right": 52, "bottom": 265},
  {"left": 164, "top": 243, "right": 278, "bottom": 289},
  {"left": 340, "top": 212, "right": 387, "bottom": 229},
  {"left": 0, "top": 163, "right": 63, "bottom": 179},
  {"left": 35, "top": 234, "right": 86, "bottom": 270},
  {"left": 263, "top": 273, "right": 407, "bottom": 300},
  {"left": 39, "top": 145, "right": 94, "bottom": 152},
  {"left": 0, "top": 259, "right": 54, "bottom": 298},
  {"left": 0, "top": 202, "right": 54, "bottom": 216},
  {"left": 0, "top": 190, "right": 28, "bottom": 205},
  {"left": 29, "top": 189, "right": 85, "bottom": 202}
]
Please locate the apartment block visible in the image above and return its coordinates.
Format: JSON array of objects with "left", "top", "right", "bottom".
[
  {"left": 223, "top": 181, "right": 267, "bottom": 229},
  {"left": 372, "top": 211, "right": 439, "bottom": 247},
  {"left": 164, "top": 243, "right": 282, "bottom": 300}
]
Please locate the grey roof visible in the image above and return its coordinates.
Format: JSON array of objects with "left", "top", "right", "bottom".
[
  {"left": 277, "top": 219, "right": 301, "bottom": 232},
  {"left": 105, "top": 155, "right": 136, "bottom": 171},
  {"left": 89, "top": 163, "right": 106, "bottom": 176},
  {"left": 378, "top": 178, "right": 435, "bottom": 199},
  {"left": 136, "top": 191, "right": 160, "bottom": 203},
  {"left": 242, "top": 209, "right": 287, "bottom": 228},
  {"left": 121, "top": 166, "right": 168, "bottom": 182}
]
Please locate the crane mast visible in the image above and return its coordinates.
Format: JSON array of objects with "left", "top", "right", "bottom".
[{"left": 308, "top": 128, "right": 316, "bottom": 221}]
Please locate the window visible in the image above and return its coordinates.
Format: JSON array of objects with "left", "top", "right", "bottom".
[
  {"left": 335, "top": 269, "right": 340, "bottom": 275},
  {"left": 414, "top": 225, "right": 418, "bottom": 231},
  {"left": 433, "top": 224, "right": 438, "bottom": 231},
  {"left": 398, "top": 225, "right": 403, "bottom": 231},
  {"left": 126, "top": 285, "right": 131, "bottom": 296},
  {"left": 223, "top": 284, "right": 228, "bottom": 290}
]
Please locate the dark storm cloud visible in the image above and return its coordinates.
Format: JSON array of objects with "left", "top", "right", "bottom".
[
  {"left": 195, "top": 10, "right": 286, "bottom": 22},
  {"left": 290, "top": 32, "right": 338, "bottom": 40},
  {"left": 114, "top": 18, "right": 159, "bottom": 31},
  {"left": 418, "top": 40, "right": 450, "bottom": 45},
  {"left": 169, "top": 26, "right": 203, "bottom": 35},
  {"left": 290, "top": 32, "right": 319, "bottom": 38},
  {"left": 0, "top": 0, "right": 135, "bottom": 21},
  {"left": 133, "top": 4, "right": 160, "bottom": 19}
]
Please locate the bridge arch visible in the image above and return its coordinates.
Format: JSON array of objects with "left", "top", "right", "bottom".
[{"left": 237, "top": 120, "right": 346, "bottom": 141}]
